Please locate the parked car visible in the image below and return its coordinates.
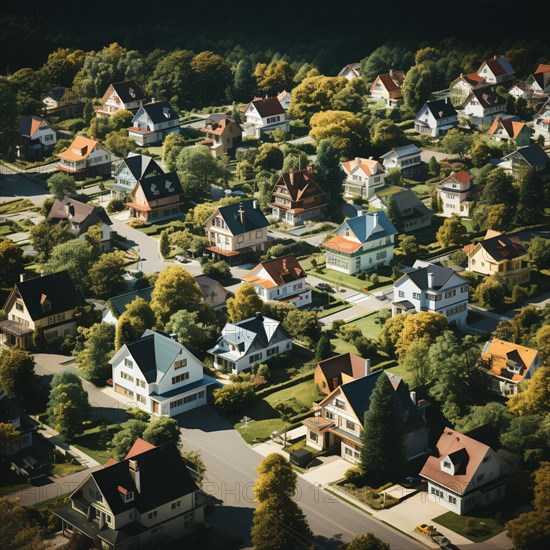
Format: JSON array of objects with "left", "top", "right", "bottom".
[
  {"left": 175, "top": 255, "right": 190, "bottom": 264},
  {"left": 432, "top": 534, "right": 450, "bottom": 548},
  {"left": 416, "top": 524, "right": 437, "bottom": 536},
  {"left": 401, "top": 476, "right": 420, "bottom": 488},
  {"left": 315, "top": 282, "right": 334, "bottom": 293}
]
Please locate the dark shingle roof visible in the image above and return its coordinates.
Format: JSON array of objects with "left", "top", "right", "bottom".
[
  {"left": 46, "top": 87, "right": 68, "bottom": 102},
  {"left": 122, "top": 154, "right": 162, "bottom": 181},
  {"left": 85, "top": 444, "right": 198, "bottom": 515},
  {"left": 340, "top": 371, "right": 426, "bottom": 434},
  {"left": 425, "top": 99, "right": 457, "bottom": 120},
  {"left": 479, "top": 234, "right": 527, "bottom": 262},
  {"left": 140, "top": 101, "right": 178, "bottom": 125},
  {"left": 405, "top": 262, "right": 463, "bottom": 291},
  {"left": 273, "top": 168, "right": 326, "bottom": 203},
  {"left": 504, "top": 143, "right": 550, "bottom": 168},
  {"left": 48, "top": 197, "right": 112, "bottom": 227},
  {"left": 12, "top": 271, "right": 87, "bottom": 321},
  {"left": 250, "top": 97, "right": 285, "bottom": 118},
  {"left": 111, "top": 80, "right": 147, "bottom": 104},
  {"left": 215, "top": 200, "right": 270, "bottom": 236},
  {"left": 470, "top": 86, "right": 506, "bottom": 109},
  {"left": 387, "top": 189, "right": 433, "bottom": 220},
  {"left": 137, "top": 172, "right": 183, "bottom": 202},
  {"left": 106, "top": 287, "right": 153, "bottom": 319}
]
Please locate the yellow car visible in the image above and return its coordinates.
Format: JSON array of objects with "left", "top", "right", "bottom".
[{"left": 416, "top": 524, "right": 437, "bottom": 536}]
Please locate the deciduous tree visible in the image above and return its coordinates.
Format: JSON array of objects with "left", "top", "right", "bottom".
[
  {"left": 507, "top": 366, "right": 550, "bottom": 417},
  {"left": 47, "top": 172, "right": 77, "bottom": 199},
  {"left": 315, "top": 139, "right": 346, "bottom": 202},
  {"left": 0, "top": 349, "right": 39, "bottom": 407},
  {"left": 74, "top": 322, "right": 115, "bottom": 384},
  {"left": 0, "top": 497, "right": 46, "bottom": 550},
  {"left": 436, "top": 214, "right": 467, "bottom": 247},
  {"left": 88, "top": 251, "right": 126, "bottom": 299},
  {"left": 346, "top": 533, "right": 391, "bottom": 550},
  {"left": 226, "top": 283, "right": 263, "bottom": 323},
  {"left": 165, "top": 309, "right": 218, "bottom": 358},
  {"left": 142, "top": 417, "right": 181, "bottom": 447},
  {"left": 0, "top": 240, "right": 25, "bottom": 289},
  {"left": 310, "top": 110, "right": 369, "bottom": 157}
]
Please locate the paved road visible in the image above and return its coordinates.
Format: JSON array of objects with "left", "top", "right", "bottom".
[
  {"left": 0, "top": 163, "right": 51, "bottom": 205},
  {"left": 32, "top": 355, "right": 423, "bottom": 549}
]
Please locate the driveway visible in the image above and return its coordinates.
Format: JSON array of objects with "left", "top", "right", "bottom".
[{"left": 0, "top": 164, "right": 51, "bottom": 205}]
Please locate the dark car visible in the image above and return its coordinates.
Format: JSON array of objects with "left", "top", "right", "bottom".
[
  {"left": 402, "top": 476, "right": 420, "bottom": 488},
  {"left": 315, "top": 282, "right": 334, "bottom": 292}
]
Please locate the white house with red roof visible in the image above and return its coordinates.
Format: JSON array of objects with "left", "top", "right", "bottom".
[
  {"left": 450, "top": 72, "right": 486, "bottom": 106},
  {"left": 369, "top": 70, "right": 405, "bottom": 108},
  {"left": 525, "top": 63, "right": 550, "bottom": 94},
  {"left": 17, "top": 115, "right": 56, "bottom": 160},
  {"left": 341, "top": 157, "right": 386, "bottom": 199},
  {"left": 96, "top": 80, "right": 149, "bottom": 118},
  {"left": 437, "top": 170, "right": 477, "bottom": 217},
  {"left": 57, "top": 135, "right": 112, "bottom": 179},
  {"left": 242, "top": 254, "right": 311, "bottom": 307},
  {"left": 487, "top": 116, "right": 531, "bottom": 147},
  {"left": 476, "top": 56, "right": 515, "bottom": 85},
  {"left": 461, "top": 86, "right": 506, "bottom": 126},
  {"left": 243, "top": 97, "right": 289, "bottom": 138},
  {"left": 420, "top": 427, "right": 505, "bottom": 515}
]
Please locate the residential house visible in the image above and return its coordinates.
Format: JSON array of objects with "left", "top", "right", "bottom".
[
  {"left": 338, "top": 63, "right": 361, "bottom": 80},
  {"left": 110, "top": 330, "right": 216, "bottom": 416},
  {"left": 341, "top": 157, "right": 386, "bottom": 199},
  {"left": 54, "top": 439, "right": 205, "bottom": 549},
  {"left": 42, "top": 87, "right": 81, "bottom": 118},
  {"left": 500, "top": 143, "right": 550, "bottom": 180},
  {"left": 461, "top": 86, "right": 506, "bottom": 127},
  {"left": 476, "top": 56, "right": 515, "bottom": 85},
  {"left": 17, "top": 115, "right": 56, "bottom": 160},
  {"left": 525, "top": 63, "right": 550, "bottom": 94},
  {"left": 194, "top": 275, "right": 230, "bottom": 309},
  {"left": 437, "top": 170, "right": 477, "bottom": 218},
  {"left": 370, "top": 188, "right": 432, "bottom": 232},
  {"left": 392, "top": 260, "right": 469, "bottom": 325},
  {"left": 208, "top": 312, "right": 292, "bottom": 374},
  {"left": 0, "top": 271, "right": 87, "bottom": 349},
  {"left": 533, "top": 98, "right": 550, "bottom": 144},
  {"left": 48, "top": 197, "right": 112, "bottom": 250},
  {"left": 203, "top": 200, "right": 270, "bottom": 265},
  {"left": 481, "top": 338, "right": 541, "bottom": 396},
  {"left": 270, "top": 166, "right": 328, "bottom": 226},
  {"left": 466, "top": 231, "right": 530, "bottom": 284},
  {"left": 102, "top": 287, "right": 154, "bottom": 325},
  {"left": 508, "top": 82, "right": 532, "bottom": 101},
  {"left": 414, "top": 98, "right": 458, "bottom": 137},
  {"left": 128, "top": 101, "right": 180, "bottom": 146},
  {"left": 199, "top": 114, "right": 242, "bottom": 158},
  {"left": 380, "top": 144, "right": 422, "bottom": 179},
  {"left": 243, "top": 97, "right": 289, "bottom": 138},
  {"left": 323, "top": 211, "right": 397, "bottom": 275},
  {"left": 0, "top": 393, "right": 36, "bottom": 457},
  {"left": 420, "top": 427, "right": 505, "bottom": 515},
  {"left": 369, "top": 70, "right": 406, "bottom": 108},
  {"left": 314, "top": 353, "right": 371, "bottom": 395},
  {"left": 111, "top": 153, "right": 163, "bottom": 201},
  {"left": 95, "top": 80, "right": 149, "bottom": 117},
  {"left": 487, "top": 116, "right": 531, "bottom": 147},
  {"left": 242, "top": 254, "right": 311, "bottom": 307},
  {"left": 277, "top": 90, "right": 292, "bottom": 110},
  {"left": 303, "top": 370, "right": 429, "bottom": 463},
  {"left": 57, "top": 135, "right": 112, "bottom": 180},
  {"left": 449, "top": 72, "right": 486, "bottom": 106},
  {"left": 127, "top": 172, "right": 184, "bottom": 222}
]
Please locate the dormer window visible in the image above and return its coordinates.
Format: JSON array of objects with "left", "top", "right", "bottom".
[
  {"left": 118, "top": 485, "right": 134, "bottom": 503},
  {"left": 129, "top": 87, "right": 136, "bottom": 98},
  {"left": 40, "top": 294, "right": 51, "bottom": 313},
  {"left": 151, "top": 183, "right": 159, "bottom": 195},
  {"left": 443, "top": 460, "right": 451, "bottom": 469},
  {"left": 163, "top": 108, "right": 171, "bottom": 119},
  {"left": 165, "top": 180, "right": 175, "bottom": 192}
]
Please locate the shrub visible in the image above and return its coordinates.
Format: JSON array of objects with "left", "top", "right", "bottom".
[
  {"left": 128, "top": 218, "right": 146, "bottom": 228},
  {"left": 343, "top": 465, "right": 364, "bottom": 485},
  {"left": 213, "top": 382, "right": 255, "bottom": 414},
  {"left": 106, "top": 199, "right": 125, "bottom": 213}
]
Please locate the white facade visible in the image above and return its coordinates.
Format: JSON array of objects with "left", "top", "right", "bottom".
[
  {"left": 32, "top": 123, "right": 57, "bottom": 147},
  {"left": 254, "top": 277, "right": 311, "bottom": 307},
  {"left": 534, "top": 100, "right": 550, "bottom": 144},
  {"left": 110, "top": 333, "right": 209, "bottom": 417},
  {"left": 462, "top": 97, "right": 505, "bottom": 127},
  {"left": 392, "top": 262, "right": 469, "bottom": 325},
  {"left": 128, "top": 109, "right": 180, "bottom": 146},
  {"left": 342, "top": 158, "right": 386, "bottom": 199},
  {"left": 243, "top": 103, "right": 289, "bottom": 138},
  {"left": 414, "top": 103, "right": 457, "bottom": 137}
]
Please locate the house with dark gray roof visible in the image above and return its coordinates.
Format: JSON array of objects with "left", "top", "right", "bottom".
[
  {"left": 303, "top": 369, "right": 429, "bottom": 463},
  {"left": 461, "top": 86, "right": 506, "bottom": 126},
  {"left": 208, "top": 312, "right": 292, "bottom": 374},
  {"left": 203, "top": 199, "right": 270, "bottom": 265},
  {"left": 414, "top": 98, "right": 458, "bottom": 137},
  {"left": 323, "top": 211, "right": 398, "bottom": 275},
  {"left": 0, "top": 271, "right": 87, "bottom": 350},
  {"left": 128, "top": 101, "right": 180, "bottom": 146},
  {"left": 370, "top": 188, "right": 433, "bottom": 232},
  {"left": 392, "top": 260, "right": 469, "bottom": 325},
  {"left": 243, "top": 96, "right": 289, "bottom": 138},
  {"left": 48, "top": 196, "right": 112, "bottom": 249},
  {"left": 54, "top": 439, "right": 205, "bottom": 549},
  {"left": 102, "top": 287, "right": 154, "bottom": 324},
  {"left": 112, "top": 153, "right": 163, "bottom": 200},
  {"left": 96, "top": 80, "right": 149, "bottom": 118},
  {"left": 110, "top": 330, "right": 217, "bottom": 416},
  {"left": 501, "top": 143, "right": 550, "bottom": 181},
  {"left": 127, "top": 172, "right": 184, "bottom": 222},
  {"left": 380, "top": 144, "right": 422, "bottom": 179}
]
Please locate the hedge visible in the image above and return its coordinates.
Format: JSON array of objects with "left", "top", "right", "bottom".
[{"left": 256, "top": 371, "right": 314, "bottom": 398}]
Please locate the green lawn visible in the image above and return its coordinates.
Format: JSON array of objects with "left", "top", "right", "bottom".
[
  {"left": 51, "top": 462, "right": 86, "bottom": 477},
  {"left": 0, "top": 198, "right": 37, "bottom": 215},
  {"left": 310, "top": 288, "right": 352, "bottom": 318},
  {"left": 351, "top": 311, "right": 384, "bottom": 339},
  {"left": 235, "top": 379, "right": 322, "bottom": 444},
  {"left": 71, "top": 424, "right": 120, "bottom": 465},
  {"left": 433, "top": 511, "right": 505, "bottom": 543}
]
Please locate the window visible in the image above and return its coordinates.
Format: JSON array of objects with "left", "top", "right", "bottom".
[
  {"left": 266, "top": 346, "right": 279, "bottom": 357},
  {"left": 124, "top": 358, "right": 133, "bottom": 368},
  {"left": 412, "top": 292, "right": 421, "bottom": 300},
  {"left": 15, "top": 301, "right": 23, "bottom": 312},
  {"left": 346, "top": 420, "right": 355, "bottom": 431},
  {"left": 398, "top": 291, "right": 404, "bottom": 298},
  {"left": 136, "top": 394, "right": 146, "bottom": 404},
  {"left": 148, "top": 510, "right": 157, "bottom": 520},
  {"left": 171, "top": 500, "right": 181, "bottom": 509},
  {"left": 249, "top": 352, "right": 262, "bottom": 364},
  {"left": 376, "top": 250, "right": 387, "bottom": 261},
  {"left": 448, "top": 495, "right": 457, "bottom": 504},
  {"left": 445, "top": 289, "right": 456, "bottom": 299},
  {"left": 136, "top": 379, "right": 146, "bottom": 388},
  {"left": 443, "top": 460, "right": 451, "bottom": 469},
  {"left": 121, "top": 372, "right": 134, "bottom": 383},
  {"left": 309, "top": 431, "right": 318, "bottom": 443},
  {"left": 334, "top": 399, "right": 345, "bottom": 410},
  {"left": 174, "top": 358, "right": 187, "bottom": 370},
  {"left": 325, "top": 411, "right": 334, "bottom": 420},
  {"left": 172, "top": 372, "right": 189, "bottom": 384},
  {"left": 256, "top": 230, "right": 263, "bottom": 238}
]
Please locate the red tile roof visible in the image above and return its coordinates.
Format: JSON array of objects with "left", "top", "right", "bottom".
[
  {"left": 487, "top": 117, "right": 528, "bottom": 139},
  {"left": 243, "top": 254, "right": 306, "bottom": 288},
  {"left": 535, "top": 64, "right": 550, "bottom": 74},
  {"left": 125, "top": 438, "right": 156, "bottom": 459}
]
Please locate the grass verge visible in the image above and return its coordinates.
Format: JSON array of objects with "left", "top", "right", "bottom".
[{"left": 433, "top": 510, "right": 504, "bottom": 542}]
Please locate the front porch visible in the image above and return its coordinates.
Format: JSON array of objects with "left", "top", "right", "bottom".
[{"left": 0, "top": 320, "right": 33, "bottom": 349}]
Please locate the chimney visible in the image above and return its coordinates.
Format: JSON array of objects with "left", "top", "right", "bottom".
[
  {"left": 364, "top": 358, "right": 371, "bottom": 377},
  {"left": 169, "top": 333, "right": 177, "bottom": 341},
  {"left": 255, "top": 311, "right": 263, "bottom": 321},
  {"left": 252, "top": 199, "right": 258, "bottom": 209},
  {"left": 410, "top": 391, "right": 417, "bottom": 405},
  {"left": 289, "top": 168, "right": 294, "bottom": 185},
  {"left": 238, "top": 202, "right": 246, "bottom": 226},
  {"left": 445, "top": 97, "right": 449, "bottom": 104},
  {"left": 427, "top": 271, "right": 434, "bottom": 289},
  {"left": 129, "top": 459, "right": 141, "bottom": 493},
  {"left": 282, "top": 258, "right": 288, "bottom": 273},
  {"left": 356, "top": 209, "right": 363, "bottom": 217}
]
